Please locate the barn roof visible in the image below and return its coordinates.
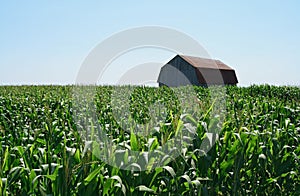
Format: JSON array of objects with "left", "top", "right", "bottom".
[{"left": 179, "top": 55, "right": 234, "bottom": 70}]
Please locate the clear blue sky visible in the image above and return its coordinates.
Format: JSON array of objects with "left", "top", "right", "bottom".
[{"left": 0, "top": 1, "right": 299, "bottom": 86}]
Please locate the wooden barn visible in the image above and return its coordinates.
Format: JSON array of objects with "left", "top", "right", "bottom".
[{"left": 157, "top": 55, "right": 238, "bottom": 87}]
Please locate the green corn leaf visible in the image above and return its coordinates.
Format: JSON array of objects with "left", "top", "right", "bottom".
[
  {"left": 136, "top": 185, "right": 155, "bottom": 193},
  {"left": 163, "top": 166, "right": 176, "bottom": 178},
  {"left": 130, "top": 132, "right": 138, "bottom": 151},
  {"left": 84, "top": 166, "right": 102, "bottom": 186}
]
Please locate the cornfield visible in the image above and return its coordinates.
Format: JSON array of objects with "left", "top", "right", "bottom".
[{"left": 0, "top": 85, "right": 299, "bottom": 195}]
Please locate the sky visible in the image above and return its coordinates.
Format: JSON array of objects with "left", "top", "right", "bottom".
[{"left": 0, "top": 1, "right": 299, "bottom": 86}]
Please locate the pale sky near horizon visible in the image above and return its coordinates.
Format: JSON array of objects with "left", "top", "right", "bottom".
[{"left": 0, "top": 1, "right": 299, "bottom": 86}]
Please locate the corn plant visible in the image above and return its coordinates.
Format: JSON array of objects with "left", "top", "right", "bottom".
[{"left": 0, "top": 85, "right": 299, "bottom": 195}]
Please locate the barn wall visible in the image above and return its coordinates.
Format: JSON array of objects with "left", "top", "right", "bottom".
[
  {"left": 221, "top": 70, "right": 238, "bottom": 84},
  {"left": 157, "top": 64, "right": 191, "bottom": 87},
  {"left": 197, "top": 68, "right": 225, "bottom": 85},
  {"left": 158, "top": 56, "right": 200, "bottom": 86},
  {"left": 196, "top": 69, "right": 238, "bottom": 85}
]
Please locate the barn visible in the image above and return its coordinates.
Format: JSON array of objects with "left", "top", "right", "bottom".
[{"left": 157, "top": 54, "right": 238, "bottom": 87}]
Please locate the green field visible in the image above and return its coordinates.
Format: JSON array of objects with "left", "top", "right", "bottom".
[{"left": 0, "top": 85, "right": 299, "bottom": 195}]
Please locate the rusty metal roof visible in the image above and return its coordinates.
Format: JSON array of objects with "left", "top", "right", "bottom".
[{"left": 179, "top": 55, "right": 234, "bottom": 70}]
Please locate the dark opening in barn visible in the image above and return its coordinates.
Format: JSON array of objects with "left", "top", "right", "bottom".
[{"left": 157, "top": 55, "right": 238, "bottom": 87}]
